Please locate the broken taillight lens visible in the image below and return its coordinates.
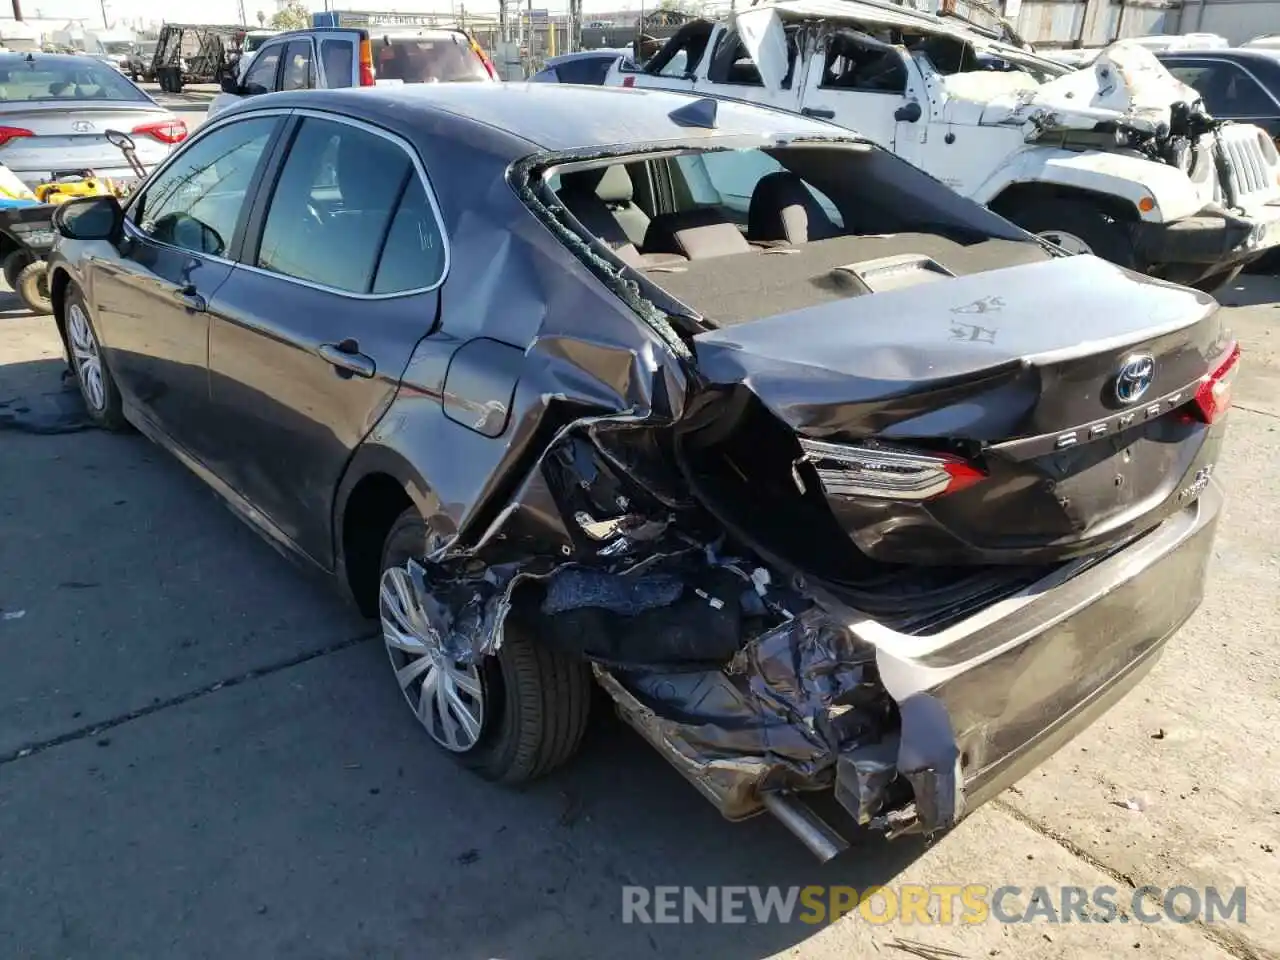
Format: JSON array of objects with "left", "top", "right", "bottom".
[
  {"left": 1188, "top": 341, "right": 1241, "bottom": 424},
  {"left": 796, "top": 439, "right": 986, "bottom": 501}
]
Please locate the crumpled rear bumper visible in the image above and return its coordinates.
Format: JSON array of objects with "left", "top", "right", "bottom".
[{"left": 598, "top": 479, "right": 1223, "bottom": 856}]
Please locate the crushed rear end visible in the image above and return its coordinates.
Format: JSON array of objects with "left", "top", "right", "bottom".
[{"left": 412, "top": 134, "right": 1236, "bottom": 857}]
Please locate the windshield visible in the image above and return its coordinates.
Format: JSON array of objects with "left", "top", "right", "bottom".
[
  {"left": 374, "top": 33, "right": 489, "bottom": 82},
  {"left": 0, "top": 57, "right": 148, "bottom": 101},
  {"left": 245, "top": 34, "right": 273, "bottom": 52}
]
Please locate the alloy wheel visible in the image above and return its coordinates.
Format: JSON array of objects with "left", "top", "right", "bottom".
[
  {"left": 379, "top": 565, "right": 485, "bottom": 752},
  {"left": 67, "top": 303, "right": 106, "bottom": 412}
]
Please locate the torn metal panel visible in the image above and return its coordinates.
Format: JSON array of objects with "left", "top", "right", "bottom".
[{"left": 595, "top": 607, "right": 895, "bottom": 820}]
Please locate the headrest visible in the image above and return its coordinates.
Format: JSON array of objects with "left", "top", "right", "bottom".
[
  {"left": 643, "top": 208, "right": 751, "bottom": 260},
  {"left": 595, "top": 164, "right": 634, "bottom": 204}
]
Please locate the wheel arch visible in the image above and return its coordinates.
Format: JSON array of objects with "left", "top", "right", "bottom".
[
  {"left": 987, "top": 181, "right": 1141, "bottom": 226},
  {"left": 48, "top": 265, "right": 76, "bottom": 360},
  {"left": 333, "top": 443, "right": 455, "bottom": 617}
]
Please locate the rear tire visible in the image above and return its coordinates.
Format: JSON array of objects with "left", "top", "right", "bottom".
[
  {"left": 16, "top": 259, "right": 51, "bottom": 315},
  {"left": 378, "top": 509, "right": 593, "bottom": 784},
  {"left": 1005, "top": 198, "right": 1139, "bottom": 269},
  {"left": 3, "top": 249, "right": 30, "bottom": 290}
]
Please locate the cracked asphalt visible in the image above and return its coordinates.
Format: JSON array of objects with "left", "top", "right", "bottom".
[{"left": 0, "top": 103, "right": 1276, "bottom": 953}]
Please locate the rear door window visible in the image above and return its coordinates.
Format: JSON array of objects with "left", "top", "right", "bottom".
[
  {"left": 256, "top": 117, "right": 440, "bottom": 294},
  {"left": 372, "top": 176, "right": 446, "bottom": 293},
  {"left": 374, "top": 33, "right": 489, "bottom": 83},
  {"left": 242, "top": 42, "right": 283, "bottom": 95},
  {"left": 281, "top": 39, "right": 314, "bottom": 91},
  {"left": 320, "top": 37, "right": 355, "bottom": 87}
]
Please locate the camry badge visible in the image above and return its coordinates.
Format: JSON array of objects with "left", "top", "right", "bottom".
[
  {"left": 1114, "top": 353, "right": 1155, "bottom": 405},
  {"left": 72, "top": 120, "right": 94, "bottom": 132}
]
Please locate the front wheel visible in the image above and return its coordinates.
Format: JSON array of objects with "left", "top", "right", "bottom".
[
  {"left": 3, "top": 248, "right": 30, "bottom": 290},
  {"left": 1005, "top": 198, "right": 1139, "bottom": 269},
  {"left": 64, "top": 285, "right": 128, "bottom": 430},
  {"left": 378, "top": 509, "right": 593, "bottom": 784},
  {"left": 15, "top": 259, "right": 51, "bottom": 314}
]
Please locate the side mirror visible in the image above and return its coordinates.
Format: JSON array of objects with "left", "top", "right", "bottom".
[
  {"left": 52, "top": 195, "right": 123, "bottom": 242},
  {"left": 895, "top": 100, "right": 923, "bottom": 123},
  {"left": 220, "top": 74, "right": 240, "bottom": 94}
]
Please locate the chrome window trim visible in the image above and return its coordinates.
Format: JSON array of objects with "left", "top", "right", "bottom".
[
  {"left": 122, "top": 108, "right": 293, "bottom": 268},
  {"left": 233, "top": 106, "right": 451, "bottom": 300},
  {"left": 124, "top": 105, "right": 451, "bottom": 299}
]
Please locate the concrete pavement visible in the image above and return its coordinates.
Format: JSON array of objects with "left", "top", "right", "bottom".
[{"left": 0, "top": 269, "right": 1276, "bottom": 958}]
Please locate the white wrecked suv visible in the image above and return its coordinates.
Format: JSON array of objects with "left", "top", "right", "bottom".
[{"left": 607, "top": 0, "right": 1280, "bottom": 290}]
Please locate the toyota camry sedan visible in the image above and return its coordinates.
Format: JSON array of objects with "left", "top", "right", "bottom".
[{"left": 46, "top": 84, "right": 1235, "bottom": 859}]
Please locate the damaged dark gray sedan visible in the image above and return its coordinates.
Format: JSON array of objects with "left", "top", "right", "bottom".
[{"left": 46, "top": 84, "right": 1238, "bottom": 860}]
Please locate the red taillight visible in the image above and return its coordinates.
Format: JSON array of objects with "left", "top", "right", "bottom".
[
  {"left": 622, "top": 75, "right": 635, "bottom": 88},
  {"left": 1189, "top": 342, "right": 1241, "bottom": 424},
  {"left": 797, "top": 439, "right": 986, "bottom": 501},
  {"left": 359, "top": 38, "right": 376, "bottom": 86},
  {"left": 0, "top": 125, "right": 35, "bottom": 148},
  {"left": 132, "top": 119, "right": 188, "bottom": 144}
]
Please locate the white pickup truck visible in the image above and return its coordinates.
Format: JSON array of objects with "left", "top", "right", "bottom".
[{"left": 606, "top": 0, "right": 1280, "bottom": 289}]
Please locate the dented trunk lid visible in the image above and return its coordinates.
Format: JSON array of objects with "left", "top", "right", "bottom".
[{"left": 690, "top": 254, "right": 1227, "bottom": 564}]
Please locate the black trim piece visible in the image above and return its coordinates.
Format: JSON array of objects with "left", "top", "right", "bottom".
[
  {"left": 366, "top": 165, "right": 414, "bottom": 294},
  {"left": 238, "top": 113, "right": 304, "bottom": 268}
]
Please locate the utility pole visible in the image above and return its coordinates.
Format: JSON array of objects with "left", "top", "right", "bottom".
[
  {"left": 99, "top": 0, "right": 108, "bottom": 28},
  {"left": 10, "top": 0, "right": 22, "bottom": 21}
]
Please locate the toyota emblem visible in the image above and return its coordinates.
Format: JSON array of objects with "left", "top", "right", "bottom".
[
  {"left": 1114, "top": 353, "right": 1155, "bottom": 404},
  {"left": 72, "top": 120, "right": 94, "bottom": 133}
]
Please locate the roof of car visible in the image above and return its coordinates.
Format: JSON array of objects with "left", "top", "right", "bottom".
[{"left": 234, "top": 83, "right": 836, "bottom": 153}]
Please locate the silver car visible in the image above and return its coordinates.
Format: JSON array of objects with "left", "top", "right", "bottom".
[{"left": 0, "top": 53, "right": 185, "bottom": 188}]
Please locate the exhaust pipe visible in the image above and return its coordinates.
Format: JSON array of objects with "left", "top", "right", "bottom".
[{"left": 762, "top": 791, "right": 850, "bottom": 862}]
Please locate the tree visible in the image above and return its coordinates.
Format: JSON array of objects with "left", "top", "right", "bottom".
[
  {"left": 256, "top": 9, "right": 265, "bottom": 25},
  {"left": 270, "top": 0, "right": 309, "bottom": 30}
]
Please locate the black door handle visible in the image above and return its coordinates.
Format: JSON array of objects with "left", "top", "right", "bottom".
[
  {"left": 318, "top": 338, "right": 376, "bottom": 379},
  {"left": 801, "top": 107, "right": 835, "bottom": 119},
  {"left": 174, "top": 283, "right": 206, "bottom": 312}
]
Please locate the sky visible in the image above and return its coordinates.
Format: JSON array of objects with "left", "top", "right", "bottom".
[{"left": 9, "top": 0, "right": 638, "bottom": 28}]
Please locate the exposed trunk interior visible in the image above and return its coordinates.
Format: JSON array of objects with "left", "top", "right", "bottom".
[{"left": 646, "top": 232, "right": 1050, "bottom": 327}]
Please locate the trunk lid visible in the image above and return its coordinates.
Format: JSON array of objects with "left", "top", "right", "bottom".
[
  {"left": 0, "top": 104, "right": 174, "bottom": 181},
  {"left": 687, "top": 254, "right": 1230, "bottom": 566}
]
